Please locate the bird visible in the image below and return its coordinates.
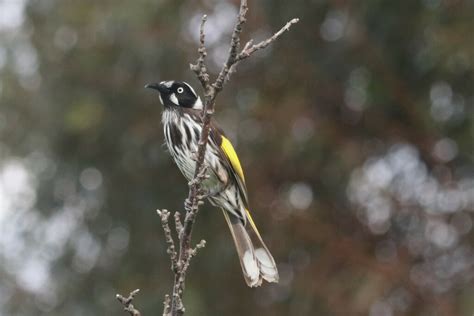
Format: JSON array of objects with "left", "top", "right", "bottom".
[{"left": 146, "top": 80, "right": 279, "bottom": 287}]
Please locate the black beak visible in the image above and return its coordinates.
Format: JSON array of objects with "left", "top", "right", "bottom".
[{"left": 145, "top": 82, "right": 170, "bottom": 94}]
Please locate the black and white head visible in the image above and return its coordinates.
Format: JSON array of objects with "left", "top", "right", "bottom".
[{"left": 145, "top": 80, "right": 203, "bottom": 110}]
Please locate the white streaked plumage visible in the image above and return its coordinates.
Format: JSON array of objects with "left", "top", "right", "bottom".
[{"left": 162, "top": 108, "right": 245, "bottom": 220}]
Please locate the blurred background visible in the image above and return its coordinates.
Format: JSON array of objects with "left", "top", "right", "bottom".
[{"left": 0, "top": 0, "right": 473, "bottom": 315}]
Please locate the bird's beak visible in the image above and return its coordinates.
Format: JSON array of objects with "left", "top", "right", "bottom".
[{"left": 145, "top": 82, "right": 170, "bottom": 94}]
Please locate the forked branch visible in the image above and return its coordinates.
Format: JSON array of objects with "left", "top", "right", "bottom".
[{"left": 116, "top": 289, "right": 141, "bottom": 316}]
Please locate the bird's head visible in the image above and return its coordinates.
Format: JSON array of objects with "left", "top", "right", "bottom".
[{"left": 145, "top": 80, "right": 203, "bottom": 110}]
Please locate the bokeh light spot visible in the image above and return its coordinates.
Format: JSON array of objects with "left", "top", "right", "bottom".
[
  {"left": 288, "top": 182, "right": 313, "bottom": 210},
  {"left": 80, "top": 168, "right": 103, "bottom": 191}
]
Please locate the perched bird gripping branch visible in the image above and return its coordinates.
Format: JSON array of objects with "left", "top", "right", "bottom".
[{"left": 146, "top": 80, "right": 279, "bottom": 287}]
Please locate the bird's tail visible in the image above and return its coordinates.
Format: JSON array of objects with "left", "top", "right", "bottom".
[{"left": 222, "top": 208, "right": 279, "bottom": 287}]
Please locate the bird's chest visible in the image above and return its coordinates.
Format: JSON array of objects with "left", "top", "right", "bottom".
[
  {"left": 162, "top": 114, "right": 198, "bottom": 181},
  {"left": 161, "top": 110, "right": 227, "bottom": 187}
]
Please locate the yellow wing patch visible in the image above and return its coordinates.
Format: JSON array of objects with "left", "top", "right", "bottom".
[{"left": 221, "top": 136, "right": 245, "bottom": 183}]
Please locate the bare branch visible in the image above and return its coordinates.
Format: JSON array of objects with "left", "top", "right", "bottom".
[
  {"left": 116, "top": 289, "right": 141, "bottom": 316},
  {"left": 213, "top": 0, "right": 249, "bottom": 93},
  {"left": 157, "top": 2, "right": 299, "bottom": 315},
  {"left": 157, "top": 209, "right": 178, "bottom": 272},
  {"left": 236, "top": 18, "right": 300, "bottom": 62},
  {"left": 187, "top": 164, "right": 209, "bottom": 187},
  {"left": 190, "top": 240, "right": 206, "bottom": 259},
  {"left": 222, "top": 18, "right": 299, "bottom": 82},
  {"left": 174, "top": 211, "right": 183, "bottom": 237},
  {"left": 163, "top": 294, "right": 172, "bottom": 316},
  {"left": 118, "top": 3, "right": 297, "bottom": 315},
  {"left": 189, "top": 15, "right": 210, "bottom": 92}
]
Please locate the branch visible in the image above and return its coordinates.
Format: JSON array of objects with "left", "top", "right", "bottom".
[
  {"left": 223, "top": 17, "right": 299, "bottom": 83},
  {"left": 190, "top": 239, "right": 206, "bottom": 258},
  {"left": 116, "top": 289, "right": 141, "bottom": 316},
  {"left": 158, "top": 2, "right": 299, "bottom": 315},
  {"left": 117, "top": 3, "right": 297, "bottom": 315},
  {"left": 236, "top": 18, "right": 300, "bottom": 62},
  {"left": 157, "top": 209, "right": 178, "bottom": 272},
  {"left": 189, "top": 15, "right": 210, "bottom": 92},
  {"left": 163, "top": 294, "right": 172, "bottom": 316},
  {"left": 212, "top": 0, "right": 249, "bottom": 93},
  {"left": 174, "top": 211, "right": 183, "bottom": 237}
]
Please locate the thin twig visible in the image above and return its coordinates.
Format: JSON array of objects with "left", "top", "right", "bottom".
[
  {"left": 190, "top": 15, "right": 210, "bottom": 92},
  {"left": 163, "top": 294, "right": 172, "bottom": 316},
  {"left": 116, "top": 289, "right": 141, "bottom": 316},
  {"left": 213, "top": 0, "right": 249, "bottom": 93},
  {"left": 236, "top": 18, "right": 300, "bottom": 62},
  {"left": 174, "top": 212, "right": 183, "bottom": 237},
  {"left": 190, "top": 239, "right": 206, "bottom": 258},
  {"left": 226, "top": 18, "right": 300, "bottom": 81},
  {"left": 157, "top": 209, "right": 178, "bottom": 272}
]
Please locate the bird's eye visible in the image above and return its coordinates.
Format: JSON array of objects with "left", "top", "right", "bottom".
[{"left": 177, "top": 87, "right": 184, "bottom": 93}]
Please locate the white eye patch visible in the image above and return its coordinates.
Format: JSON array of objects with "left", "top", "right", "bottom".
[
  {"left": 177, "top": 87, "right": 184, "bottom": 93},
  {"left": 170, "top": 93, "right": 179, "bottom": 105}
]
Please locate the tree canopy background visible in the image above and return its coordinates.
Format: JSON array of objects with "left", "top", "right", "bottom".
[{"left": 0, "top": 0, "right": 473, "bottom": 315}]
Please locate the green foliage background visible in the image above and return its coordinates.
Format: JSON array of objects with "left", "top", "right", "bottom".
[{"left": 0, "top": 0, "right": 473, "bottom": 315}]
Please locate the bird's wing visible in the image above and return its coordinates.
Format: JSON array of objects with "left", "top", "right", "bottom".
[{"left": 210, "top": 123, "right": 249, "bottom": 208}]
